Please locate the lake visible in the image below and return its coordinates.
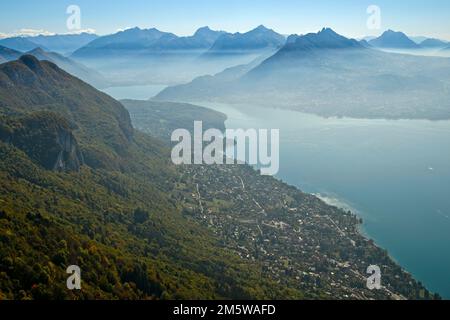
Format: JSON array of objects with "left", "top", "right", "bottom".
[
  {"left": 197, "top": 102, "right": 450, "bottom": 299},
  {"left": 107, "top": 80, "right": 450, "bottom": 298}
]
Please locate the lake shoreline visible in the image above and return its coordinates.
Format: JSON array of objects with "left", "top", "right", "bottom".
[{"left": 193, "top": 101, "right": 449, "bottom": 298}]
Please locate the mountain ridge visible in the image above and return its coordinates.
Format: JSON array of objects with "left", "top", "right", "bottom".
[
  {"left": 72, "top": 27, "right": 227, "bottom": 58},
  {"left": 0, "top": 45, "right": 22, "bottom": 61},
  {"left": 205, "top": 25, "right": 286, "bottom": 54},
  {"left": 25, "top": 47, "right": 109, "bottom": 88},
  {"left": 420, "top": 38, "right": 448, "bottom": 48},
  {"left": 0, "top": 37, "right": 43, "bottom": 52},
  {"left": 0, "top": 55, "right": 132, "bottom": 169},
  {"left": 1, "top": 55, "right": 289, "bottom": 300},
  {"left": 24, "top": 33, "right": 99, "bottom": 54},
  {"left": 156, "top": 28, "right": 450, "bottom": 120},
  {"left": 369, "top": 30, "right": 421, "bottom": 49}
]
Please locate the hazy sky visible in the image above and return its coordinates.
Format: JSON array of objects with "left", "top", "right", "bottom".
[{"left": 1, "top": 0, "right": 449, "bottom": 40}]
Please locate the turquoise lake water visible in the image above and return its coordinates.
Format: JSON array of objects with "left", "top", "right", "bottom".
[{"left": 199, "top": 102, "right": 450, "bottom": 299}]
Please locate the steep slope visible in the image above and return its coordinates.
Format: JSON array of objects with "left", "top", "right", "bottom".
[
  {"left": 0, "top": 56, "right": 307, "bottom": 300},
  {"left": 0, "top": 56, "right": 440, "bottom": 299},
  {"left": 124, "top": 100, "right": 438, "bottom": 300},
  {"left": 0, "top": 55, "right": 132, "bottom": 170},
  {"left": 369, "top": 30, "right": 420, "bottom": 49},
  {"left": 0, "top": 111, "right": 84, "bottom": 172},
  {"left": 0, "top": 57, "right": 438, "bottom": 299},
  {"left": 280, "top": 28, "right": 361, "bottom": 50},
  {"left": 157, "top": 28, "right": 450, "bottom": 120}
]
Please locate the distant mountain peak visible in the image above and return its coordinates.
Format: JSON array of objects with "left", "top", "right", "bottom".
[
  {"left": 251, "top": 25, "right": 277, "bottom": 34},
  {"left": 125, "top": 26, "right": 147, "bottom": 32},
  {"left": 256, "top": 25, "right": 269, "bottom": 30},
  {"left": 122, "top": 26, "right": 143, "bottom": 33},
  {"left": 189, "top": 27, "right": 227, "bottom": 47},
  {"left": 317, "top": 27, "right": 347, "bottom": 40},
  {"left": 281, "top": 28, "right": 362, "bottom": 52},
  {"left": 194, "top": 26, "right": 220, "bottom": 37},
  {"left": 207, "top": 25, "right": 285, "bottom": 53},
  {"left": 369, "top": 30, "right": 420, "bottom": 48},
  {"left": 319, "top": 27, "right": 338, "bottom": 35},
  {"left": 384, "top": 29, "right": 397, "bottom": 34},
  {"left": 119, "top": 27, "right": 163, "bottom": 35},
  {"left": 195, "top": 26, "right": 212, "bottom": 33},
  {"left": 382, "top": 29, "right": 411, "bottom": 38}
]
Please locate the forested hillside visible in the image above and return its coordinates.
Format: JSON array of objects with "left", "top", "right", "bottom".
[
  {"left": 0, "top": 56, "right": 296, "bottom": 299},
  {"left": 0, "top": 56, "right": 437, "bottom": 300}
]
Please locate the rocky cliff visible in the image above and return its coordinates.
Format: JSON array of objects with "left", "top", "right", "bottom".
[{"left": 0, "top": 112, "right": 84, "bottom": 172}]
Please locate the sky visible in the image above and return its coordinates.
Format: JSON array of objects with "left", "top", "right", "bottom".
[{"left": 1, "top": 0, "right": 450, "bottom": 40}]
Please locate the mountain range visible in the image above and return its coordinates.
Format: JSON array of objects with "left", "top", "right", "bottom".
[
  {"left": 1, "top": 28, "right": 447, "bottom": 59},
  {"left": 156, "top": 28, "right": 450, "bottom": 120},
  {"left": 72, "top": 27, "right": 226, "bottom": 58},
  {"left": 1, "top": 26, "right": 438, "bottom": 88},
  {"left": 68, "top": 26, "right": 288, "bottom": 86},
  {"left": 71, "top": 25, "right": 287, "bottom": 61}
]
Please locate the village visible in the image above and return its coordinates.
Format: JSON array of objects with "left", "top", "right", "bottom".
[{"left": 173, "top": 163, "right": 418, "bottom": 300}]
